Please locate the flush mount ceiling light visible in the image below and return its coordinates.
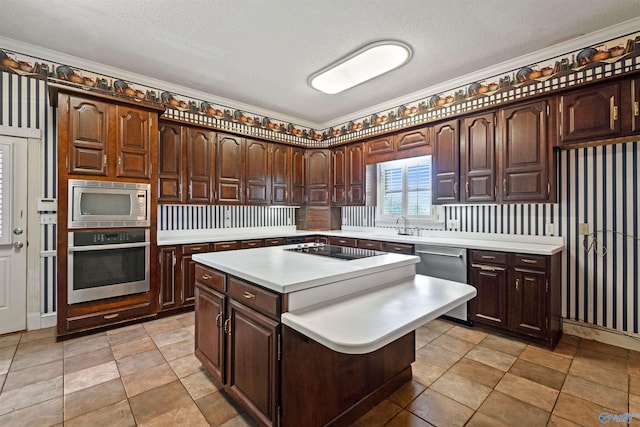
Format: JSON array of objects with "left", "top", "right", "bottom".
[{"left": 309, "top": 41, "right": 412, "bottom": 95}]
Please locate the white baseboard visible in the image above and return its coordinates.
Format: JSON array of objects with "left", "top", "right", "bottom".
[
  {"left": 27, "top": 312, "right": 57, "bottom": 331},
  {"left": 563, "top": 318, "right": 640, "bottom": 352}
]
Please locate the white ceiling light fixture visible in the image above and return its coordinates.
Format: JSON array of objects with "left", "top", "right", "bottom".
[{"left": 309, "top": 41, "right": 413, "bottom": 95}]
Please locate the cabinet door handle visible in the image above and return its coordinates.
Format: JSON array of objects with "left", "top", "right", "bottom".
[
  {"left": 243, "top": 291, "right": 256, "bottom": 300},
  {"left": 515, "top": 279, "right": 520, "bottom": 291},
  {"left": 521, "top": 258, "right": 538, "bottom": 264},
  {"left": 471, "top": 263, "right": 506, "bottom": 272},
  {"left": 634, "top": 101, "right": 639, "bottom": 117},
  {"left": 465, "top": 181, "right": 469, "bottom": 198},
  {"left": 215, "top": 313, "right": 223, "bottom": 328},
  {"left": 612, "top": 105, "right": 618, "bottom": 121},
  {"left": 223, "top": 318, "right": 232, "bottom": 335},
  {"left": 118, "top": 156, "right": 122, "bottom": 167},
  {"left": 103, "top": 154, "right": 107, "bottom": 167},
  {"left": 453, "top": 182, "right": 458, "bottom": 197},
  {"left": 503, "top": 179, "right": 507, "bottom": 194},
  {"left": 201, "top": 274, "right": 212, "bottom": 280}
]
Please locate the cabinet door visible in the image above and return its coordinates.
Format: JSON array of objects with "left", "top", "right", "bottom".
[
  {"left": 158, "top": 246, "right": 178, "bottom": 310},
  {"left": 290, "top": 147, "right": 306, "bottom": 205},
  {"left": 500, "top": 100, "right": 550, "bottom": 202},
  {"left": 365, "top": 135, "right": 394, "bottom": 164},
  {"left": 395, "top": 128, "right": 429, "bottom": 151},
  {"left": 306, "top": 149, "right": 330, "bottom": 206},
  {"left": 331, "top": 146, "right": 347, "bottom": 205},
  {"left": 347, "top": 143, "right": 365, "bottom": 205},
  {"left": 632, "top": 77, "right": 640, "bottom": 133},
  {"left": 158, "top": 122, "right": 184, "bottom": 203},
  {"left": 271, "top": 144, "right": 290, "bottom": 205},
  {"left": 217, "top": 134, "right": 244, "bottom": 204},
  {"left": 181, "top": 244, "right": 211, "bottom": 306},
  {"left": 226, "top": 300, "right": 279, "bottom": 427},
  {"left": 245, "top": 139, "right": 271, "bottom": 205},
  {"left": 115, "top": 105, "right": 151, "bottom": 179},
  {"left": 431, "top": 119, "right": 459, "bottom": 203},
  {"left": 186, "top": 128, "right": 215, "bottom": 203},
  {"left": 509, "top": 268, "right": 547, "bottom": 338},
  {"left": 560, "top": 82, "right": 621, "bottom": 144},
  {"left": 469, "top": 264, "right": 508, "bottom": 328},
  {"left": 461, "top": 112, "right": 496, "bottom": 202},
  {"left": 67, "top": 96, "right": 109, "bottom": 175},
  {"left": 195, "top": 284, "right": 225, "bottom": 384}
]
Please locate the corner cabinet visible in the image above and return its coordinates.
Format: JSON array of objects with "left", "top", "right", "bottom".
[{"left": 469, "top": 250, "right": 561, "bottom": 348}]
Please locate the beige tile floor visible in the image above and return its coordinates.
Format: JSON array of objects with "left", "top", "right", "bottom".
[{"left": 0, "top": 312, "right": 639, "bottom": 426}]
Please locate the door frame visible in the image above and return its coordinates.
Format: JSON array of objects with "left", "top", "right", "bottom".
[{"left": 0, "top": 125, "right": 42, "bottom": 331}]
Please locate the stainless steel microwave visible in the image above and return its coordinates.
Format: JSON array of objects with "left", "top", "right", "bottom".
[{"left": 68, "top": 179, "right": 150, "bottom": 228}]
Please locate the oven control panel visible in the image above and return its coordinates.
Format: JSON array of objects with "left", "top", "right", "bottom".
[{"left": 71, "top": 229, "right": 148, "bottom": 246}]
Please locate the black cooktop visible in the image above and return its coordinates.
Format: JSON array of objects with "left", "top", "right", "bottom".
[{"left": 284, "top": 244, "right": 384, "bottom": 261}]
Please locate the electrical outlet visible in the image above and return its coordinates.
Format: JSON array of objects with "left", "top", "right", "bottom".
[
  {"left": 545, "top": 223, "right": 555, "bottom": 236},
  {"left": 40, "top": 213, "right": 57, "bottom": 224},
  {"left": 578, "top": 223, "right": 590, "bottom": 235},
  {"left": 447, "top": 219, "right": 460, "bottom": 230}
]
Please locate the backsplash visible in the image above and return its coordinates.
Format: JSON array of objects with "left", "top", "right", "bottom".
[{"left": 158, "top": 205, "right": 297, "bottom": 231}]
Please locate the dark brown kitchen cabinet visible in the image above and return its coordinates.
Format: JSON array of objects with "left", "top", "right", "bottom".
[
  {"left": 213, "top": 241, "right": 240, "bottom": 252},
  {"left": 271, "top": 144, "right": 290, "bottom": 205},
  {"left": 331, "top": 146, "right": 347, "bottom": 205},
  {"left": 328, "top": 236, "right": 357, "bottom": 247},
  {"left": 186, "top": 128, "right": 216, "bottom": 203},
  {"left": 264, "top": 238, "right": 285, "bottom": 246},
  {"left": 64, "top": 95, "right": 156, "bottom": 179},
  {"left": 158, "top": 246, "right": 179, "bottom": 310},
  {"left": 395, "top": 127, "right": 429, "bottom": 152},
  {"left": 468, "top": 250, "right": 561, "bottom": 348},
  {"left": 364, "top": 128, "right": 430, "bottom": 164},
  {"left": 633, "top": 77, "right": 640, "bottom": 133},
  {"left": 158, "top": 122, "right": 215, "bottom": 204},
  {"left": 381, "top": 241, "right": 414, "bottom": 255},
  {"left": 195, "top": 265, "right": 281, "bottom": 427},
  {"left": 217, "top": 133, "right": 245, "bottom": 204},
  {"left": 331, "top": 143, "right": 365, "bottom": 206},
  {"left": 365, "top": 135, "right": 394, "bottom": 163},
  {"left": 431, "top": 119, "right": 460, "bottom": 203},
  {"left": 182, "top": 244, "right": 211, "bottom": 307},
  {"left": 245, "top": 139, "right": 271, "bottom": 205},
  {"left": 291, "top": 147, "right": 306, "bottom": 205},
  {"left": 241, "top": 239, "right": 264, "bottom": 249},
  {"left": 499, "top": 100, "right": 552, "bottom": 202},
  {"left": 559, "top": 82, "right": 621, "bottom": 145},
  {"left": 460, "top": 112, "right": 496, "bottom": 202},
  {"left": 306, "top": 149, "right": 330, "bottom": 206}
]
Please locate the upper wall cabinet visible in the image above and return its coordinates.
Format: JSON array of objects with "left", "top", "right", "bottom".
[
  {"left": 365, "top": 127, "right": 430, "bottom": 164},
  {"left": 331, "top": 142, "right": 365, "bottom": 206},
  {"left": 632, "top": 77, "right": 640, "bottom": 133},
  {"left": 187, "top": 128, "right": 216, "bottom": 203},
  {"left": 158, "top": 122, "right": 184, "bottom": 202},
  {"left": 245, "top": 139, "right": 271, "bottom": 205},
  {"left": 216, "top": 134, "right": 245, "bottom": 204},
  {"left": 62, "top": 94, "right": 157, "bottom": 180},
  {"left": 290, "top": 147, "right": 306, "bottom": 206},
  {"left": 431, "top": 119, "right": 460, "bottom": 203},
  {"left": 306, "top": 149, "right": 330, "bottom": 206},
  {"left": 499, "top": 99, "right": 553, "bottom": 203},
  {"left": 460, "top": 112, "right": 496, "bottom": 203},
  {"left": 271, "top": 144, "right": 289, "bottom": 205}
]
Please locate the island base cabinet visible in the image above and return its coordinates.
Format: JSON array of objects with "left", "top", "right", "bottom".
[{"left": 281, "top": 326, "right": 414, "bottom": 427}]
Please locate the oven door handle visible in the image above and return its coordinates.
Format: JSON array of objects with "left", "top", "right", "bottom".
[{"left": 68, "top": 241, "right": 150, "bottom": 252}]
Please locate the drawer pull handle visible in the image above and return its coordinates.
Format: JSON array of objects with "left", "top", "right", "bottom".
[
  {"left": 224, "top": 318, "right": 232, "bottom": 335},
  {"left": 522, "top": 259, "right": 538, "bottom": 264},
  {"left": 243, "top": 291, "right": 256, "bottom": 300},
  {"left": 472, "top": 263, "right": 506, "bottom": 272},
  {"left": 201, "top": 274, "right": 212, "bottom": 280},
  {"left": 481, "top": 255, "right": 496, "bottom": 260},
  {"left": 215, "top": 313, "right": 222, "bottom": 328},
  {"left": 191, "top": 246, "right": 203, "bottom": 252},
  {"left": 104, "top": 313, "right": 119, "bottom": 320}
]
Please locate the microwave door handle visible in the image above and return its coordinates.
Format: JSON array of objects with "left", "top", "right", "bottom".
[{"left": 68, "top": 241, "right": 150, "bottom": 252}]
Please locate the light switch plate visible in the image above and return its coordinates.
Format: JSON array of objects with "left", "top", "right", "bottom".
[{"left": 546, "top": 223, "right": 555, "bottom": 236}]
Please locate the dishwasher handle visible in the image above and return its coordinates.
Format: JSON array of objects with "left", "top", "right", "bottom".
[{"left": 416, "top": 250, "right": 464, "bottom": 258}]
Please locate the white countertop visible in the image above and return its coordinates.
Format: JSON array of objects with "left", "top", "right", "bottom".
[
  {"left": 281, "top": 275, "right": 477, "bottom": 354},
  {"left": 160, "top": 226, "right": 564, "bottom": 255},
  {"left": 192, "top": 245, "right": 419, "bottom": 294}
]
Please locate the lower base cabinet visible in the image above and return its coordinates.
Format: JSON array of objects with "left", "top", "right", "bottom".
[
  {"left": 194, "top": 263, "right": 416, "bottom": 427},
  {"left": 469, "top": 250, "right": 561, "bottom": 348}
]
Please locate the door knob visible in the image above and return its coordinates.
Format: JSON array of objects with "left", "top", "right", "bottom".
[
  {"left": 14, "top": 241, "right": 23, "bottom": 249},
  {"left": 13, "top": 228, "right": 23, "bottom": 235}
]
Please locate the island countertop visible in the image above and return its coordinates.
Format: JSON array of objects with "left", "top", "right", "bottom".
[{"left": 192, "top": 244, "right": 420, "bottom": 294}]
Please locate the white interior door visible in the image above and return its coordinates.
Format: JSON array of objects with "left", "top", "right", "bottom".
[{"left": 0, "top": 135, "right": 27, "bottom": 334}]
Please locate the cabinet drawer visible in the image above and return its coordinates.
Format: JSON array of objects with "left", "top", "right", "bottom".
[
  {"left": 304, "top": 236, "right": 328, "bottom": 244},
  {"left": 195, "top": 264, "right": 226, "bottom": 292},
  {"left": 357, "top": 239, "right": 383, "bottom": 250},
  {"left": 66, "top": 302, "right": 151, "bottom": 332},
  {"left": 470, "top": 250, "right": 508, "bottom": 265},
  {"left": 228, "top": 277, "right": 280, "bottom": 319},
  {"left": 513, "top": 254, "right": 547, "bottom": 269},
  {"left": 213, "top": 241, "right": 239, "bottom": 251},
  {"left": 182, "top": 243, "right": 211, "bottom": 255},
  {"left": 264, "top": 238, "right": 285, "bottom": 246},
  {"left": 241, "top": 239, "right": 264, "bottom": 249},
  {"left": 382, "top": 242, "right": 414, "bottom": 255},
  {"left": 329, "top": 236, "right": 357, "bottom": 247}
]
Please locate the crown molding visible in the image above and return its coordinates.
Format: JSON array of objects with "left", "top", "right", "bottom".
[
  {"left": 321, "top": 16, "right": 640, "bottom": 129},
  {"left": 0, "top": 36, "right": 322, "bottom": 130}
]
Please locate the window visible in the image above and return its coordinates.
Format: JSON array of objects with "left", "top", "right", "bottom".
[{"left": 376, "top": 156, "right": 443, "bottom": 227}]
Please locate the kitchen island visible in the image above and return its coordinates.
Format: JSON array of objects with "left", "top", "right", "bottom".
[{"left": 193, "top": 244, "right": 476, "bottom": 427}]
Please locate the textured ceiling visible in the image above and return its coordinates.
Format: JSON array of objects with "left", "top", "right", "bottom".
[{"left": 1, "top": 0, "right": 639, "bottom": 127}]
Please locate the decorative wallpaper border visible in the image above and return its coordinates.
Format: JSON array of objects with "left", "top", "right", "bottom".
[{"left": 1, "top": 30, "right": 639, "bottom": 146}]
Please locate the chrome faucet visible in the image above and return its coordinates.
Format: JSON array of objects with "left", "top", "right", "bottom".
[{"left": 396, "top": 216, "right": 411, "bottom": 235}]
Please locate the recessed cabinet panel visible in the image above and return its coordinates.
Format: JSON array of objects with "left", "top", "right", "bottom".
[
  {"left": 116, "top": 106, "right": 151, "bottom": 179},
  {"left": 68, "top": 97, "right": 109, "bottom": 175},
  {"left": 510, "top": 269, "right": 547, "bottom": 337},
  {"left": 217, "top": 134, "right": 244, "bottom": 204},
  {"left": 395, "top": 128, "right": 429, "bottom": 151},
  {"left": 560, "top": 82, "right": 621, "bottom": 144},
  {"left": 245, "top": 139, "right": 270, "bottom": 205},
  {"left": 432, "top": 120, "right": 459, "bottom": 203},
  {"left": 187, "top": 128, "right": 215, "bottom": 203},
  {"left": 461, "top": 112, "right": 496, "bottom": 202}
]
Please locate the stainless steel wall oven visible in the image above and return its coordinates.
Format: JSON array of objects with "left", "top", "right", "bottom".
[{"left": 67, "top": 229, "right": 150, "bottom": 304}]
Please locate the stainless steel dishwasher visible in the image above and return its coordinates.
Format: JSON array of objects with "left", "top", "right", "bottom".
[{"left": 415, "top": 244, "right": 470, "bottom": 325}]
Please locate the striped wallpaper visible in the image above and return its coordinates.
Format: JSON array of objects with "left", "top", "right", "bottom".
[{"left": 158, "top": 205, "right": 296, "bottom": 230}]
